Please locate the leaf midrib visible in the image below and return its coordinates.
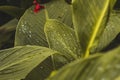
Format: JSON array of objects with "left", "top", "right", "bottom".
[{"left": 84, "top": 0, "right": 109, "bottom": 58}]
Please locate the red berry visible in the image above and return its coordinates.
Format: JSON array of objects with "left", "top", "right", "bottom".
[{"left": 33, "top": 0, "right": 45, "bottom": 13}]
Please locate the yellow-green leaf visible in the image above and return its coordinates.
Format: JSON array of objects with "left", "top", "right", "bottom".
[
  {"left": 44, "top": 19, "right": 81, "bottom": 61},
  {"left": 0, "top": 19, "right": 18, "bottom": 49},
  {"left": 47, "top": 46, "right": 120, "bottom": 80},
  {"left": 0, "top": 45, "right": 57, "bottom": 80},
  {"left": 45, "top": 0, "right": 73, "bottom": 28},
  {"left": 72, "top": 0, "right": 115, "bottom": 57},
  {"left": 15, "top": 0, "right": 72, "bottom": 47},
  {"left": 92, "top": 11, "right": 120, "bottom": 52}
]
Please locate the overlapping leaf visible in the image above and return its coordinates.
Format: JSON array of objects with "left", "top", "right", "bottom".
[
  {"left": 93, "top": 11, "right": 120, "bottom": 52},
  {"left": 15, "top": 0, "right": 72, "bottom": 47},
  {"left": 45, "top": 0, "right": 73, "bottom": 28},
  {"left": 110, "top": 0, "right": 117, "bottom": 10},
  {"left": 15, "top": 1, "right": 73, "bottom": 80},
  {"left": 72, "top": 0, "right": 116, "bottom": 57},
  {"left": 48, "top": 46, "right": 120, "bottom": 80},
  {"left": 44, "top": 19, "right": 81, "bottom": 61},
  {"left": 0, "top": 45, "right": 57, "bottom": 80},
  {"left": 0, "top": 6, "right": 24, "bottom": 19},
  {"left": 0, "top": 19, "right": 18, "bottom": 49}
]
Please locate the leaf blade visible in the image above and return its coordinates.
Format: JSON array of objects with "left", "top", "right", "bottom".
[
  {"left": 92, "top": 11, "right": 120, "bottom": 52},
  {"left": 44, "top": 19, "right": 81, "bottom": 61},
  {"left": 15, "top": 0, "right": 72, "bottom": 47},
  {"left": 0, "top": 19, "right": 18, "bottom": 49},
  {"left": 0, "top": 45, "right": 57, "bottom": 80},
  {"left": 0, "top": 6, "right": 24, "bottom": 19},
  {"left": 47, "top": 46, "right": 120, "bottom": 80},
  {"left": 72, "top": 0, "right": 111, "bottom": 57}
]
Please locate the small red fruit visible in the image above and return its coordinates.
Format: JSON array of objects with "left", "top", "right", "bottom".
[{"left": 33, "top": 0, "right": 45, "bottom": 13}]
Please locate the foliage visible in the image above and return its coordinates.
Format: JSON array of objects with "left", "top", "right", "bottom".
[
  {"left": 48, "top": 47, "right": 120, "bottom": 80},
  {"left": 0, "top": 0, "right": 120, "bottom": 80}
]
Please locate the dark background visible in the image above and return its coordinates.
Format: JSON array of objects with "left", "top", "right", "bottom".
[{"left": 0, "top": 0, "right": 21, "bottom": 26}]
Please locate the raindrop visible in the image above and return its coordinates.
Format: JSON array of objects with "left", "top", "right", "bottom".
[
  {"left": 29, "top": 31, "right": 32, "bottom": 34},
  {"left": 101, "top": 78, "right": 106, "bottom": 80},
  {"left": 18, "top": 29, "right": 22, "bottom": 33},
  {"left": 115, "top": 64, "right": 120, "bottom": 69},
  {"left": 57, "top": 33, "right": 61, "bottom": 36},
  {"left": 70, "top": 33, "right": 73, "bottom": 36},
  {"left": 22, "top": 30, "right": 25, "bottom": 33},
  {"left": 50, "top": 26, "right": 53, "bottom": 28},
  {"left": 88, "top": 78, "right": 94, "bottom": 80},
  {"left": 36, "top": 40, "right": 40, "bottom": 43},
  {"left": 63, "top": 34, "right": 66, "bottom": 37},
  {"left": 40, "top": 66, "right": 44, "bottom": 69},
  {"left": 56, "top": 41, "right": 59, "bottom": 45},
  {"left": 21, "top": 24, "right": 24, "bottom": 27},
  {"left": 19, "top": 29, "right": 21, "bottom": 31},
  {"left": 29, "top": 35, "right": 32, "bottom": 38},
  {"left": 98, "top": 67, "right": 104, "bottom": 72},
  {"left": 26, "top": 45, "right": 30, "bottom": 47}
]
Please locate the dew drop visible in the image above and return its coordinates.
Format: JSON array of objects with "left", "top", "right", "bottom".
[
  {"left": 21, "top": 24, "right": 24, "bottom": 27},
  {"left": 57, "top": 33, "right": 61, "bottom": 36},
  {"left": 63, "top": 34, "right": 66, "bottom": 37},
  {"left": 29, "top": 31, "right": 32, "bottom": 34},
  {"left": 115, "top": 64, "right": 120, "bottom": 69},
  {"left": 101, "top": 78, "right": 106, "bottom": 80},
  {"left": 70, "top": 33, "right": 73, "bottom": 36},
  {"left": 56, "top": 41, "right": 59, "bottom": 45},
  {"left": 98, "top": 67, "right": 104, "bottom": 72},
  {"left": 19, "top": 29, "right": 21, "bottom": 31},
  {"left": 29, "top": 35, "right": 32, "bottom": 38},
  {"left": 36, "top": 40, "right": 40, "bottom": 43},
  {"left": 88, "top": 78, "right": 94, "bottom": 80},
  {"left": 40, "top": 66, "right": 44, "bottom": 69}
]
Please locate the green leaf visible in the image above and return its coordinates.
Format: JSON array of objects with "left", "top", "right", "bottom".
[
  {"left": 0, "top": 45, "right": 57, "bottom": 80},
  {"left": 72, "top": 0, "right": 114, "bottom": 57},
  {"left": 110, "top": 0, "right": 117, "bottom": 10},
  {"left": 45, "top": 0, "right": 73, "bottom": 28},
  {"left": 0, "top": 6, "right": 24, "bottom": 19},
  {"left": 47, "top": 46, "right": 120, "bottom": 80},
  {"left": 0, "top": 19, "right": 18, "bottom": 49},
  {"left": 15, "top": 0, "right": 72, "bottom": 47},
  {"left": 0, "top": 19, "right": 17, "bottom": 31},
  {"left": 15, "top": 8, "right": 48, "bottom": 47},
  {"left": 44, "top": 19, "right": 81, "bottom": 61},
  {"left": 24, "top": 57, "right": 55, "bottom": 80},
  {"left": 15, "top": 1, "right": 72, "bottom": 79},
  {"left": 92, "top": 11, "right": 120, "bottom": 52}
]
